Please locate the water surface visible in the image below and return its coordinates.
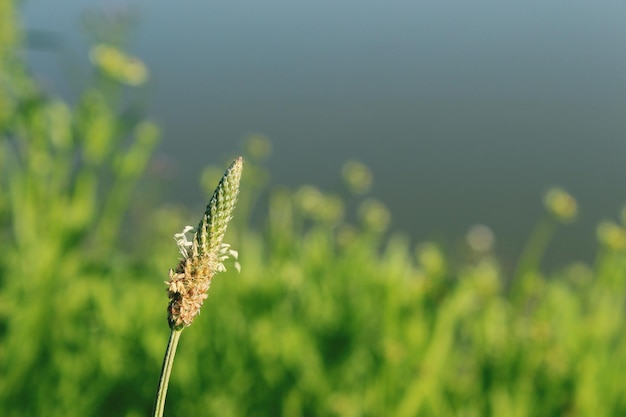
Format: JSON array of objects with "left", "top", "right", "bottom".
[{"left": 22, "top": 0, "right": 626, "bottom": 267}]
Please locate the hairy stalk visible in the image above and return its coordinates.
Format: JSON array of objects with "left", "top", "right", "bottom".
[{"left": 151, "top": 157, "right": 242, "bottom": 416}]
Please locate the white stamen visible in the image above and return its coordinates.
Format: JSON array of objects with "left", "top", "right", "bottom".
[{"left": 174, "top": 225, "right": 195, "bottom": 258}]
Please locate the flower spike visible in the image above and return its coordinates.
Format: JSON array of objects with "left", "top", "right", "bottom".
[{"left": 166, "top": 157, "right": 243, "bottom": 330}]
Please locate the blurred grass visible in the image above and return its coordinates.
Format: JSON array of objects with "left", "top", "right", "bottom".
[{"left": 2, "top": 3, "right": 626, "bottom": 416}]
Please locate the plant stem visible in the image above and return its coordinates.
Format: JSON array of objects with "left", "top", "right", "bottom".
[
  {"left": 514, "top": 216, "right": 556, "bottom": 283},
  {"left": 510, "top": 216, "right": 557, "bottom": 308},
  {"left": 152, "top": 328, "right": 183, "bottom": 417}
]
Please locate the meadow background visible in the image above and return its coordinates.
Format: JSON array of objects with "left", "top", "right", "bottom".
[{"left": 2, "top": 1, "right": 626, "bottom": 416}]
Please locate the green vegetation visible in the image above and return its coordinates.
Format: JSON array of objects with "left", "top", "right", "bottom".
[{"left": 2, "top": 4, "right": 626, "bottom": 416}]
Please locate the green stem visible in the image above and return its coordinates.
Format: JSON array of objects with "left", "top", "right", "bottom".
[
  {"left": 514, "top": 216, "right": 556, "bottom": 282},
  {"left": 152, "top": 328, "right": 183, "bottom": 417},
  {"left": 510, "top": 216, "right": 558, "bottom": 308}
]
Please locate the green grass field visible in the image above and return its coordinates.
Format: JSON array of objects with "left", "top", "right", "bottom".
[{"left": 2, "top": 3, "right": 626, "bottom": 416}]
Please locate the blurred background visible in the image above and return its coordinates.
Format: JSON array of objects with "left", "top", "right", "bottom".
[
  {"left": 22, "top": 0, "right": 626, "bottom": 267},
  {"left": 4, "top": 1, "right": 626, "bottom": 416}
]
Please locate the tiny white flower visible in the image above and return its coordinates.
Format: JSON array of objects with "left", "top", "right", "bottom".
[
  {"left": 174, "top": 225, "right": 195, "bottom": 258},
  {"left": 215, "top": 243, "right": 241, "bottom": 273}
]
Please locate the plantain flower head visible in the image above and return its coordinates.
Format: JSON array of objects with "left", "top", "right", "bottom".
[
  {"left": 166, "top": 157, "right": 243, "bottom": 330},
  {"left": 90, "top": 43, "right": 148, "bottom": 86}
]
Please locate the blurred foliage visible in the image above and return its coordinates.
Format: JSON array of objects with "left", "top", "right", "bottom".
[{"left": 2, "top": 3, "right": 626, "bottom": 416}]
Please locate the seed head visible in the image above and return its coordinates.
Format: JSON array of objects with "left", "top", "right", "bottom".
[
  {"left": 544, "top": 187, "right": 577, "bottom": 223},
  {"left": 166, "top": 157, "right": 243, "bottom": 330}
]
